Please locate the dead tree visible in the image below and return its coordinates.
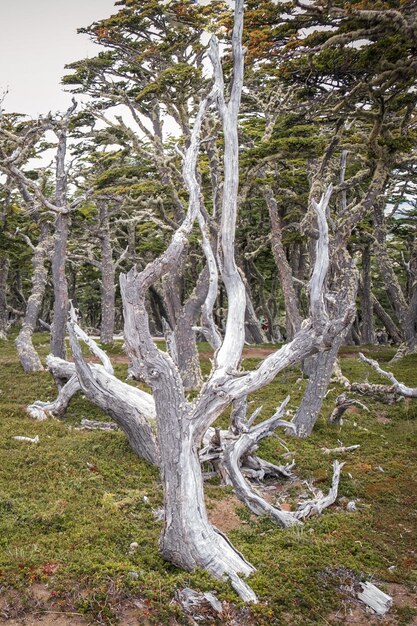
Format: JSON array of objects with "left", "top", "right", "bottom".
[
  {"left": 118, "top": 5, "right": 353, "bottom": 599},
  {"left": 356, "top": 352, "right": 417, "bottom": 400},
  {"left": 0, "top": 120, "right": 52, "bottom": 368},
  {"left": 327, "top": 352, "right": 417, "bottom": 419},
  {"left": 15, "top": 223, "right": 52, "bottom": 372},
  {"left": 49, "top": 101, "right": 78, "bottom": 360},
  {"left": 28, "top": 2, "right": 354, "bottom": 601},
  {"left": 0, "top": 102, "right": 80, "bottom": 366}
]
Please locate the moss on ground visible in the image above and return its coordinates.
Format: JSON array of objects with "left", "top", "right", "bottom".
[{"left": 0, "top": 333, "right": 416, "bottom": 624}]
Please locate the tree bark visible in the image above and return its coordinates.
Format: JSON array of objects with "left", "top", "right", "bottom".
[
  {"left": 50, "top": 102, "right": 76, "bottom": 359},
  {"left": 0, "top": 256, "right": 9, "bottom": 339},
  {"left": 372, "top": 294, "right": 402, "bottom": 344},
  {"left": 16, "top": 224, "right": 51, "bottom": 372},
  {"left": 360, "top": 244, "right": 374, "bottom": 344},
  {"left": 292, "top": 244, "right": 358, "bottom": 437},
  {"left": 50, "top": 213, "right": 69, "bottom": 359},
  {"left": 374, "top": 201, "right": 416, "bottom": 352},
  {"left": 99, "top": 206, "right": 116, "bottom": 344},
  {"left": 263, "top": 184, "right": 302, "bottom": 340},
  {"left": 244, "top": 284, "right": 266, "bottom": 344}
]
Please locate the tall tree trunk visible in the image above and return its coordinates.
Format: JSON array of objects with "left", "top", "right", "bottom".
[
  {"left": 372, "top": 294, "right": 402, "bottom": 344},
  {"left": 292, "top": 251, "right": 357, "bottom": 437},
  {"left": 50, "top": 213, "right": 69, "bottom": 359},
  {"left": 360, "top": 244, "right": 375, "bottom": 344},
  {"left": 244, "top": 283, "right": 266, "bottom": 344},
  {"left": 99, "top": 208, "right": 116, "bottom": 344},
  {"left": 16, "top": 224, "right": 50, "bottom": 372},
  {"left": 263, "top": 185, "right": 302, "bottom": 340},
  {"left": 0, "top": 256, "right": 9, "bottom": 339},
  {"left": 293, "top": 339, "right": 343, "bottom": 437},
  {"left": 374, "top": 202, "right": 416, "bottom": 352}
]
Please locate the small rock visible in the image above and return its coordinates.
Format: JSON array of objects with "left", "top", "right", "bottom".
[
  {"left": 128, "top": 571, "right": 139, "bottom": 579},
  {"left": 346, "top": 501, "right": 357, "bottom": 512},
  {"left": 128, "top": 541, "right": 139, "bottom": 554}
]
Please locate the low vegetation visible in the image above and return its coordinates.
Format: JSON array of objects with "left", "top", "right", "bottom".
[{"left": 1, "top": 333, "right": 416, "bottom": 625}]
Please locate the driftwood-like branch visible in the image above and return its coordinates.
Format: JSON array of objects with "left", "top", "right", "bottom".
[
  {"left": 27, "top": 373, "right": 80, "bottom": 419},
  {"left": 329, "top": 393, "right": 369, "bottom": 424},
  {"left": 359, "top": 352, "right": 417, "bottom": 398},
  {"left": 222, "top": 398, "right": 302, "bottom": 527},
  {"left": 69, "top": 304, "right": 114, "bottom": 374},
  {"left": 219, "top": 398, "right": 344, "bottom": 527},
  {"left": 78, "top": 419, "right": 119, "bottom": 431},
  {"left": 294, "top": 460, "right": 345, "bottom": 520},
  {"left": 67, "top": 321, "right": 159, "bottom": 466},
  {"left": 321, "top": 444, "right": 360, "bottom": 454}
]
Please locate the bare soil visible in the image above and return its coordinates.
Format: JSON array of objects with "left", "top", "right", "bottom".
[{"left": 207, "top": 495, "right": 243, "bottom": 532}]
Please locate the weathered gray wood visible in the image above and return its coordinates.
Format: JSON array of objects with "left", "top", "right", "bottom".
[
  {"left": 68, "top": 322, "right": 159, "bottom": 466},
  {"left": 359, "top": 352, "right": 417, "bottom": 397},
  {"left": 98, "top": 203, "right": 116, "bottom": 345},
  {"left": 0, "top": 256, "right": 9, "bottom": 339},
  {"left": 360, "top": 244, "right": 375, "bottom": 344},
  {"left": 328, "top": 393, "right": 369, "bottom": 424},
  {"left": 78, "top": 419, "right": 118, "bottom": 431},
  {"left": 357, "top": 582, "right": 392, "bottom": 615},
  {"left": 16, "top": 224, "right": 51, "bottom": 372}
]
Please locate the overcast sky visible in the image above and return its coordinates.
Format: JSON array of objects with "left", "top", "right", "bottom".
[{"left": 0, "top": 0, "right": 117, "bottom": 117}]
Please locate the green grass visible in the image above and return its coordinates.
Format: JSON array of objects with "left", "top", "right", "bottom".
[{"left": 0, "top": 333, "right": 416, "bottom": 624}]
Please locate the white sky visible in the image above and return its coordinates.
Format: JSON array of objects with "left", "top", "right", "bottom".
[{"left": 0, "top": 0, "right": 117, "bottom": 117}]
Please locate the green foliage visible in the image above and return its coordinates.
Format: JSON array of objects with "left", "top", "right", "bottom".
[{"left": 1, "top": 337, "right": 416, "bottom": 623}]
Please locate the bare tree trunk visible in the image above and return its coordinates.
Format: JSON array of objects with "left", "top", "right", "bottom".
[
  {"left": 0, "top": 256, "right": 9, "bottom": 339},
  {"left": 360, "top": 244, "right": 374, "bottom": 344},
  {"left": 374, "top": 201, "right": 416, "bottom": 352},
  {"left": 50, "top": 101, "right": 77, "bottom": 360},
  {"left": 263, "top": 184, "right": 302, "bottom": 340},
  {"left": 292, "top": 250, "right": 357, "bottom": 437},
  {"left": 51, "top": 213, "right": 69, "bottom": 359},
  {"left": 158, "top": 401, "right": 256, "bottom": 601},
  {"left": 16, "top": 225, "right": 50, "bottom": 372},
  {"left": 295, "top": 341, "right": 342, "bottom": 437},
  {"left": 163, "top": 263, "right": 210, "bottom": 390},
  {"left": 372, "top": 294, "right": 402, "bottom": 344},
  {"left": 99, "top": 210, "right": 116, "bottom": 344},
  {"left": 244, "top": 284, "right": 265, "bottom": 344}
]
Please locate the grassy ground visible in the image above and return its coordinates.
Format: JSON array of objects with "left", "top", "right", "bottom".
[{"left": 0, "top": 333, "right": 416, "bottom": 625}]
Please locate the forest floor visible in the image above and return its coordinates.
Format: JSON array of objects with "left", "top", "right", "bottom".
[{"left": 0, "top": 334, "right": 416, "bottom": 625}]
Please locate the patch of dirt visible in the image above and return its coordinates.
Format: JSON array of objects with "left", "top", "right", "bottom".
[
  {"left": 0, "top": 586, "right": 88, "bottom": 626},
  {"left": 207, "top": 495, "right": 242, "bottom": 532},
  {"left": 29, "top": 584, "right": 51, "bottom": 604},
  {"left": 346, "top": 405, "right": 361, "bottom": 415},
  {"left": 376, "top": 413, "right": 392, "bottom": 424},
  {"left": 386, "top": 583, "right": 417, "bottom": 610}
]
